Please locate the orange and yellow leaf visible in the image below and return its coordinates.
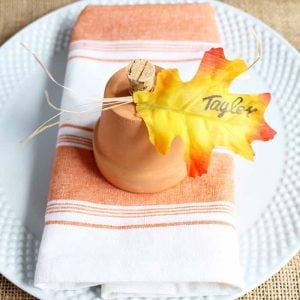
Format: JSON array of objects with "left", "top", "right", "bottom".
[{"left": 133, "top": 48, "right": 276, "bottom": 177}]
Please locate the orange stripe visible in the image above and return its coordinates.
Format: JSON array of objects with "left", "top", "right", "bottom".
[
  {"left": 58, "top": 138, "right": 92, "bottom": 147},
  {"left": 58, "top": 134, "right": 92, "bottom": 143},
  {"left": 49, "top": 147, "right": 234, "bottom": 205},
  {"left": 45, "top": 220, "right": 234, "bottom": 230},
  {"left": 58, "top": 137, "right": 93, "bottom": 147},
  {"left": 46, "top": 203, "right": 233, "bottom": 214},
  {"left": 58, "top": 140, "right": 92, "bottom": 149},
  {"left": 46, "top": 206, "right": 233, "bottom": 216},
  {"left": 58, "top": 140, "right": 91, "bottom": 146},
  {"left": 60, "top": 123, "right": 94, "bottom": 132},
  {"left": 47, "top": 200, "right": 233, "bottom": 214},
  {"left": 71, "top": 4, "right": 220, "bottom": 42},
  {"left": 46, "top": 208, "right": 232, "bottom": 218},
  {"left": 68, "top": 55, "right": 203, "bottom": 63}
]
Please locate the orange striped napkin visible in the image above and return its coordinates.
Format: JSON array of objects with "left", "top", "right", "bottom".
[{"left": 34, "top": 4, "right": 244, "bottom": 298}]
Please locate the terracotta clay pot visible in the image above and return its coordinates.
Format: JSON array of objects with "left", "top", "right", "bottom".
[{"left": 93, "top": 67, "right": 187, "bottom": 193}]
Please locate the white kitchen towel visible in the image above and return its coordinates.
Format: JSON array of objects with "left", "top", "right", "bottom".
[{"left": 34, "top": 3, "right": 244, "bottom": 298}]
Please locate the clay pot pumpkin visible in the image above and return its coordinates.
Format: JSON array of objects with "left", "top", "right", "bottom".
[{"left": 93, "top": 66, "right": 187, "bottom": 193}]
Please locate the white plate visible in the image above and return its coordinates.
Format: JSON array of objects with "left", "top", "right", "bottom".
[{"left": 0, "top": 0, "right": 299, "bottom": 299}]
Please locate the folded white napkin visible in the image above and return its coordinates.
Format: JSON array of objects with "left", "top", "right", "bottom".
[{"left": 35, "top": 4, "right": 244, "bottom": 298}]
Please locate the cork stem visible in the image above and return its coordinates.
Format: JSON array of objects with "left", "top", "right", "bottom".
[{"left": 126, "top": 59, "right": 156, "bottom": 93}]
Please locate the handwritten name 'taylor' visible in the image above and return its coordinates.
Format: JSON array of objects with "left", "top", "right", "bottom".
[{"left": 202, "top": 95, "right": 258, "bottom": 118}]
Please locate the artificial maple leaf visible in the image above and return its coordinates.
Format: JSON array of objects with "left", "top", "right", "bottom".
[{"left": 133, "top": 48, "right": 276, "bottom": 177}]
